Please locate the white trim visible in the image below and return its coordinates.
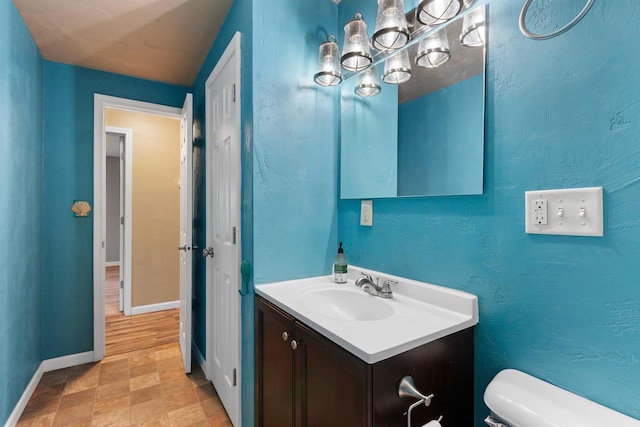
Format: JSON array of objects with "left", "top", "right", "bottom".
[
  {"left": 104, "top": 261, "right": 120, "bottom": 267},
  {"left": 131, "top": 300, "right": 180, "bottom": 315},
  {"left": 105, "top": 125, "right": 133, "bottom": 316},
  {"left": 94, "top": 94, "right": 182, "bottom": 362},
  {"left": 41, "top": 351, "right": 95, "bottom": 372},
  {"left": 5, "top": 351, "right": 94, "bottom": 426},
  {"left": 5, "top": 365, "right": 44, "bottom": 427},
  {"left": 193, "top": 343, "right": 206, "bottom": 375},
  {"left": 205, "top": 31, "right": 242, "bottom": 427}
]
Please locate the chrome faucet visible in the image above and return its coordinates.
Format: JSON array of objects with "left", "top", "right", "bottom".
[{"left": 355, "top": 272, "right": 395, "bottom": 299}]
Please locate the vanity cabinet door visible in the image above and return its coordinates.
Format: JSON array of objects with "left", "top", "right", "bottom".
[
  {"left": 294, "top": 321, "right": 372, "bottom": 427},
  {"left": 256, "top": 297, "right": 296, "bottom": 427}
]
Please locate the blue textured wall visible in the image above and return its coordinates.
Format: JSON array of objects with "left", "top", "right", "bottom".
[
  {"left": 338, "top": 1, "right": 640, "bottom": 424},
  {"left": 0, "top": 1, "right": 42, "bottom": 424},
  {"left": 190, "top": 0, "right": 254, "bottom": 423},
  {"left": 252, "top": 0, "right": 339, "bottom": 285},
  {"left": 41, "top": 62, "right": 187, "bottom": 358},
  {"left": 398, "top": 74, "right": 484, "bottom": 196}
]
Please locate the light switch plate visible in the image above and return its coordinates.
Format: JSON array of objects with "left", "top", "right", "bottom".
[
  {"left": 525, "top": 187, "right": 603, "bottom": 236},
  {"left": 360, "top": 200, "right": 373, "bottom": 226}
]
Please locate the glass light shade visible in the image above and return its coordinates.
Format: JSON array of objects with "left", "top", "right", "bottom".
[
  {"left": 416, "top": 28, "right": 451, "bottom": 68},
  {"left": 372, "top": 0, "right": 410, "bottom": 52},
  {"left": 341, "top": 13, "right": 373, "bottom": 72},
  {"left": 314, "top": 35, "right": 342, "bottom": 86},
  {"left": 416, "top": 0, "right": 461, "bottom": 26},
  {"left": 462, "top": 0, "right": 476, "bottom": 10},
  {"left": 383, "top": 49, "right": 412, "bottom": 84},
  {"left": 460, "top": 6, "right": 486, "bottom": 47},
  {"left": 355, "top": 66, "right": 381, "bottom": 97}
]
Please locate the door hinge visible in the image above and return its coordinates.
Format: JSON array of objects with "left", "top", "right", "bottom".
[
  {"left": 102, "top": 241, "right": 105, "bottom": 249},
  {"left": 120, "top": 216, "right": 124, "bottom": 225},
  {"left": 232, "top": 227, "right": 236, "bottom": 245},
  {"left": 120, "top": 280, "right": 124, "bottom": 289},
  {"left": 232, "top": 368, "right": 237, "bottom": 386},
  {"left": 120, "top": 151, "right": 124, "bottom": 161},
  {"left": 232, "top": 84, "right": 236, "bottom": 102}
]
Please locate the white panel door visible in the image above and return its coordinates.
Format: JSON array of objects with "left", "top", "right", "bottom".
[
  {"left": 206, "top": 33, "right": 241, "bottom": 426},
  {"left": 118, "top": 136, "right": 125, "bottom": 312},
  {"left": 179, "top": 93, "right": 194, "bottom": 373}
]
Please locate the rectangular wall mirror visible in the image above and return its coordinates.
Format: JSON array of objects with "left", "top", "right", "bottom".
[{"left": 340, "top": 4, "right": 487, "bottom": 199}]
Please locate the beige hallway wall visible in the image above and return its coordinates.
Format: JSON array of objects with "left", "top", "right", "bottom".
[{"left": 106, "top": 109, "right": 180, "bottom": 307}]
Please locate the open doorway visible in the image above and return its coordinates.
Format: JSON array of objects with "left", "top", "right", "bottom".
[{"left": 93, "top": 94, "right": 193, "bottom": 372}]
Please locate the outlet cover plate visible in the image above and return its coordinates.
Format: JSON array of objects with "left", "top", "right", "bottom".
[
  {"left": 525, "top": 187, "right": 603, "bottom": 236},
  {"left": 360, "top": 200, "right": 373, "bottom": 226}
]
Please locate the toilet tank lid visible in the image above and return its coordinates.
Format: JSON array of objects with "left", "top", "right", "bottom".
[{"left": 484, "top": 369, "right": 640, "bottom": 427}]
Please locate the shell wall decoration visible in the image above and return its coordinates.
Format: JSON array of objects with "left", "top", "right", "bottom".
[{"left": 71, "top": 200, "right": 92, "bottom": 217}]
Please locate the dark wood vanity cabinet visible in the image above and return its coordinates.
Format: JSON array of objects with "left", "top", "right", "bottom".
[{"left": 255, "top": 296, "right": 474, "bottom": 427}]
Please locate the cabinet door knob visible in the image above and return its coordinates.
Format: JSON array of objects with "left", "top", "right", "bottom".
[
  {"left": 291, "top": 340, "right": 298, "bottom": 350},
  {"left": 282, "top": 332, "right": 289, "bottom": 342}
]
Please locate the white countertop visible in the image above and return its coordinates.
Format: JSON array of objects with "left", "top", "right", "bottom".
[{"left": 255, "top": 266, "right": 479, "bottom": 364}]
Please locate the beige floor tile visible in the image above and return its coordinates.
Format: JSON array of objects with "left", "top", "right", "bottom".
[
  {"left": 129, "top": 362, "right": 157, "bottom": 379},
  {"left": 16, "top": 412, "right": 55, "bottom": 427},
  {"left": 39, "top": 371, "right": 69, "bottom": 387},
  {"left": 99, "top": 369, "right": 130, "bottom": 386},
  {"left": 167, "top": 403, "right": 207, "bottom": 427},
  {"left": 153, "top": 347, "right": 181, "bottom": 362},
  {"left": 100, "top": 359, "right": 129, "bottom": 375},
  {"left": 129, "top": 385, "right": 163, "bottom": 406},
  {"left": 187, "top": 368, "right": 209, "bottom": 387},
  {"left": 162, "top": 388, "right": 200, "bottom": 412},
  {"left": 160, "top": 377, "right": 193, "bottom": 395},
  {"left": 59, "top": 389, "right": 96, "bottom": 410},
  {"left": 129, "top": 372, "right": 160, "bottom": 392},
  {"left": 131, "top": 414, "right": 170, "bottom": 427},
  {"left": 52, "top": 401, "right": 93, "bottom": 426},
  {"left": 63, "top": 374, "right": 99, "bottom": 395},
  {"left": 90, "top": 407, "right": 131, "bottom": 427},
  {"left": 207, "top": 415, "right": 233, "bottom": 427},
  {"left": 29, "top": 383, "right": 65, "bottom": 405},
  {"left": 96, "top": 381, "right": 130, "bottom": 401},
  {"left": 130, "top": 399, "right": 167, "bottom": 424},
  {"left": 20, "top": 397, "right": 60, "bottom": 421},
  {"left": 199, "top": 398, "right": 226, "bottom": 419},
  {"left": 101, "top": 353, "right": 129, "bottom": 364},
  {"left": 159, "top": 368, "right": 185, "bottom": 382},
  {"left": 157, "top": 356, "right": 183, "bottom": 373},
  {"left": 194, "top": 384, "right": 218, "bottom": 402},
  {"left": 93, "top": 394, "right": 130, "bottom": 417}
]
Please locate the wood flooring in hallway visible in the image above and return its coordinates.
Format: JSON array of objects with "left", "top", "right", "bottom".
[{"left": 105, "top": 266, "right": 180, "bottom": 357}]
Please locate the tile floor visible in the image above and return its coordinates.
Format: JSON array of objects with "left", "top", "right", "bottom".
[{"left": 17, "top": 343, "right": 233, "bottom": 427}]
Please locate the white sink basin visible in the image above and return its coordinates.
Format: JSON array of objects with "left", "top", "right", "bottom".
[
  {"left": 300, "top": 288, "right": 394, "bottom": 321},
  {"left": 255, "top": 266, "right": 479, "bottom": 364}
]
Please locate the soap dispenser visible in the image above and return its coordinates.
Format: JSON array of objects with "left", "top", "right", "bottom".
[{"left": 333, "top": 241, "right": 348, "bottom": 283}]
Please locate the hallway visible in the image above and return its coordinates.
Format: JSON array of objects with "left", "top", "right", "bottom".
[{"left": 105, "top": 266, "right": 180, "bottom": 356}]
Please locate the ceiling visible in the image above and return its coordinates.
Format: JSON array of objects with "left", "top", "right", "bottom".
[{"left": 13, "top": 0, "right": 233, "bottom": 87}]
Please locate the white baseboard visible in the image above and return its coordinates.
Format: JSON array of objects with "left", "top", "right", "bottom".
[
  {"left": 5, "top": 351, "right": 94, "bottom": 427},
  {"left": 105, "top": 261, "right": 120, "bottom": 267},
  {"left": 41, "top": 351, "right": 95, "bottom": 372},
  {"left": 131, "top": 300, "right": 179, "bottom": 315},
  {"left": 193, "top": 343, "right": 206, "bottom": 375},
  {"left": 5, "top": 364, "right": 44, "bottom": 427}
]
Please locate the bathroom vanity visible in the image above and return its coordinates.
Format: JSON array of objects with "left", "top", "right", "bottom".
[{"left": 255, "top": 268, "right": 478, "bottom": 426}]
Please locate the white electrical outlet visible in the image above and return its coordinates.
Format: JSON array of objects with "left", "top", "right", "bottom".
[
  {"left": 532, "top": 199, "right": 548, "bottom": 225},
  {"left": 525, "top": 187, "right": 603, "bottom": 236},
  {"left": 360, "top": 200, "right": 373, "bottom": 226}
]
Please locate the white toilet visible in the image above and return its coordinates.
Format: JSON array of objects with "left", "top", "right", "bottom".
[{"left": 484, "top": 369, "right": 640, "bottom": 427}]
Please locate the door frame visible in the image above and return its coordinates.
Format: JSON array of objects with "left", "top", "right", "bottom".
[
  {"left": 93, "top": 94, "right": 182, "bottom": 361},
  {"left": 105, "top": 126, "right": 133, "bottom": 315},
  {"left": 205, "top": 31, "right": 242, "bottom": 425}
]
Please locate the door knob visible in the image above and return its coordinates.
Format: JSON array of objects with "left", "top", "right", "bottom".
[
  {"left": 282, "top": 332, "right": 289, "bottom": 342},
  {"left": 291, "top": 340, "right": 298, "bottom": 350},
  {"left": 202, "top": 247, "right": 214, "bottom": 258}
]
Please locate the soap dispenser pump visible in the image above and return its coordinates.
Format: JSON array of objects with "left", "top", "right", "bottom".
[{"left": 334, "top": 241, "right": 348, "bottom": 283}]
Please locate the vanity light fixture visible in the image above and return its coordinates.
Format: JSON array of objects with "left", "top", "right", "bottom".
[
  {"left": 355, "top": 66, "right": 381, "bottom": 97},
  {"left": 341, "top": 13, "right": 373, "bottom": 72},
  {"left": 314, "top": 35, "right": 342, "bottom": 87},
  {"left": 416, "top": 0, "right": 462, "bottom": 26},
  {"left": 460, "top": 5, "right": 486, "bottom": 47},
  {"left": 372, "top": 0, "right": 411, "bottom": 52},
  {"left": 383, "top": 49, "right": 412, "bottom": 84},
  {"left": 416, "top": 27, "right": 451, "bottom": 68}
]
